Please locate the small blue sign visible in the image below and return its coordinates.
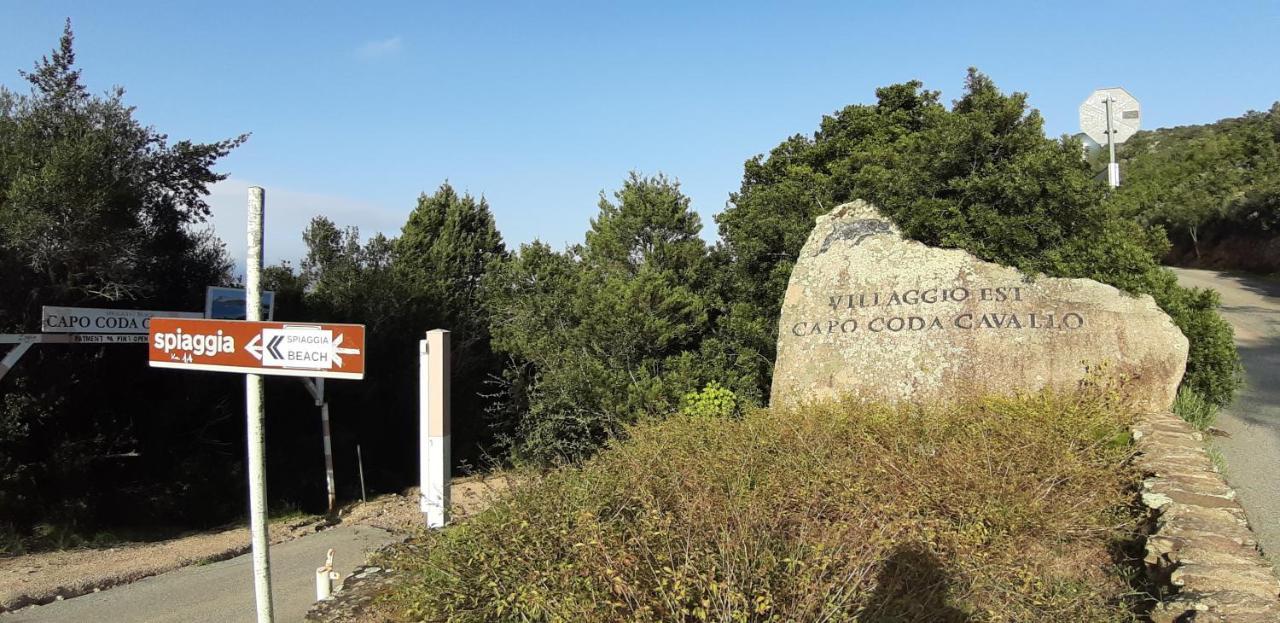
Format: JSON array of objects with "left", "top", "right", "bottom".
[{"left": 205, "top": 286, "right": 276, "bottom": 321}]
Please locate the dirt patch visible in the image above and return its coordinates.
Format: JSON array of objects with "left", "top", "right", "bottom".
[{"left": 338, "top": 474, "right": 512, "bottom": 535}]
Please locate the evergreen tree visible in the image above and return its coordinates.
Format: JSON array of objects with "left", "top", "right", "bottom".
[
  {"left": 485, "top": 174, "right": 760, "bottom": 464},
  {"left": 395, "top": 184, "right": 507, "bottom": 460},
  {"left": 0, "top": 22, "right": 247, "bottom": 542}
]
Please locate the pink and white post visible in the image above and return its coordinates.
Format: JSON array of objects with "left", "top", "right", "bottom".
[{"left": 419, "top": 329, "right": 451, "bottom": 528}]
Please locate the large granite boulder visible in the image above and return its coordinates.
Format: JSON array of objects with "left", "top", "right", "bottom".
[{"left": 770, "top": 200, "right": 1188, "bottom": 411}]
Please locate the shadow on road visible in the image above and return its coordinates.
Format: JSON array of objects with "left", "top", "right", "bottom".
[{"left": 1232, "top": 337, "right": 1280, "bottom": 435}]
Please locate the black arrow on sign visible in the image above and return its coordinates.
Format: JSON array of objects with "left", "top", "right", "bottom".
[{"left": 267, "top": 335, "right": 284, "bottom": 359}]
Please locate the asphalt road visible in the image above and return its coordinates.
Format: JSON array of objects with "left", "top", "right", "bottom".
[
  {"left": 1, "top": 524, "right": 396, "bottom": 623},
  {"left": 1172, "top": 267, "right": 1280, "bottom": 561}
]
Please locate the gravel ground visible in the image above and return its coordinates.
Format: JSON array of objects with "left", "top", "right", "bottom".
[{"left": 0, "top": 475, "right": 511, "bottom": 615}]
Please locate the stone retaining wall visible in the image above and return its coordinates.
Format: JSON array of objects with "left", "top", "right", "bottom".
[{"left": 1135, "top": 410, "right": 1280, "bottom": 622}]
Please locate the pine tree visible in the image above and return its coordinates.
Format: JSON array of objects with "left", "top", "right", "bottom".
[{"left": 394, "top": 183, "right": 507, "bottom": 459}]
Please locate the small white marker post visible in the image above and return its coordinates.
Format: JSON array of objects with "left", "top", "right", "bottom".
[
  {"left": 419, "top": 329, "right": 451, "bottom": 528},
  {"left": 246, "top": 187, "right": 275, "bottom": 623}
]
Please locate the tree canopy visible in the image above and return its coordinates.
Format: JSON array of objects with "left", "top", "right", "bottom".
[
  {"left": 483, "top": 174, "right": 762, "bottom": 464},
  {"left": 0, "top": 22, "right": 247, "bottom": 543}
]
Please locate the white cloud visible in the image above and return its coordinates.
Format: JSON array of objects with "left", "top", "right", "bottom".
[
  {"left": 204, "top": 178, "right": 405, "bottom": 278},
  {"left": 355, "top": 36, "right": 403, "bottom": 59}
]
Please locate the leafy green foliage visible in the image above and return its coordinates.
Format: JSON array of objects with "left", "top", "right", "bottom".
[
  {"left": 679, "top": 381, "right": 739, "bottom": 419},
  {"left": 717, "top": 69, "right": 1240, "bottom": 406},
  {"left": 383, "top": 391, "right": 1143, "bottom": 622},
  {"left": 395, "top": 185, "right": 507, "bottom": 458},
  {"left": 484, "top": 174, "right": 763, "bottom": 465},
  {"left": 0, "top": 22, "right": 247, "bottom": 542}
]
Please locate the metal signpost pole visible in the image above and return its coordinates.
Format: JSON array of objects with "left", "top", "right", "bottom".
[
  {"left": 1105, "top": 95, "right": 1119, "bottom": 188},
  {"left": 0, "top": 341, "right": 34, "bottom": 381},
  {"left": 318, "top": 378, "right": 336, "bottom": 515},
  {"left": 245, "top": 186, "right": 275, "bottom": 623}
]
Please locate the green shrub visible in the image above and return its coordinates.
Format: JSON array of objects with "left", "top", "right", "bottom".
[
  {"left": 679, "top": 382, "right": 739, "bottom": 419},
  {"left": 382, "top": 391, "right": 1143, "bottom": 622},
  {"left": 1155, "top": 283, "right": 1242, "bottom": 408}
]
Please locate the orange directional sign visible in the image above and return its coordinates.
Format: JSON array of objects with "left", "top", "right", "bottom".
[{"left": 148, "top": 318, "right": 365, "bottom": 380}]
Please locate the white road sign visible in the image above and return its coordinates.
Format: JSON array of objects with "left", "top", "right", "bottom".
[
  {"left": 250, "top": 325, "right": 362, "bottom": 372},
  {"left": 1079, "top": 87, "right": 1141, "bottom": 146},
  {"left": 42, "top": 306, "right": 201, "bottom": 334}
]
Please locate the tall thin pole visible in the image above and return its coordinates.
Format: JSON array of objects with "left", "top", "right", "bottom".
[
  {"left": 1105, "top": 95, "right": 1120, "bottom": 188},
  {"left": 318, "top": 378, "right": 336, "bottom": 515},
  {"left": 356, "top": 444, "right": 367, "bottom": 503},
  {"left": 245, "top": 186, "right": 274, "bottom": 623}
]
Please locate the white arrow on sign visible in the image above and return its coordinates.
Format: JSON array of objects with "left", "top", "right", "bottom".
[
  {"left": 331, "top": 333, "right": 361, "bottom": 368},
  {"left": 244, "top": 334, "right": 263, "bottom": 361}
]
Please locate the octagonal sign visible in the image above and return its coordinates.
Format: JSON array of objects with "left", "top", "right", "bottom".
[{"left": 1079, "top": 87, "right": 1141, "bottom": 146}]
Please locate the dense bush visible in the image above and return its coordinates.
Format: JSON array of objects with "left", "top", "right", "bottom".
[
  {"left": 383, "top": 390, "right": 1143, "bottom": 622},
  {"left": 717, "top": 69, "right": 1241, "bottom": 407}
]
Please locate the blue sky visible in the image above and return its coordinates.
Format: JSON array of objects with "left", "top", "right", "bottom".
[{"left": 3, "top": 2, "right": 1279, "bottom": 270}]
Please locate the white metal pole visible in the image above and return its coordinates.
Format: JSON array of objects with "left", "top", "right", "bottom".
[
  {"left": 419, "top": 330, "right": 451, "bottom": 528},
  {"left": 0, "top": 341, "right": 34, "bottom": 383},
  {"left": 317, "top": 378, "right": 336, "bottom": 515},
  {"left": 245, "top": 186, "right": 275, "bottom": 623},
  {"left": 1105, "top": 96, "right": 1120, "bottom": 188}
]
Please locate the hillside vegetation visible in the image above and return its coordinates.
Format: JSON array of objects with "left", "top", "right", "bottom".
[
  {"left": 1109, "top": 103, "right": 1280, "bottom": 271},
  {"left": 381, "top": 390, "right": 1145, "bottom": 622},
  {"left": 716, "top": 69, "right": 1240, "bottom": 413}
]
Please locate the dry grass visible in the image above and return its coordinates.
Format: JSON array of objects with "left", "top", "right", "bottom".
[{"left": 380, "top": 391, "right": 1144, "bottom": 622}]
